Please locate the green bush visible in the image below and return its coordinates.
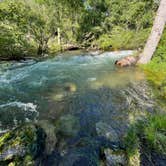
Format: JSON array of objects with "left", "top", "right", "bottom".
[{"left": 93, "top": 27, "right": 150, "bottom": 51}]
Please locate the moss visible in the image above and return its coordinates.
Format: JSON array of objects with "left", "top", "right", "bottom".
[
  {"left": 23, "top": 155, "right": 34, "bottom": 166},
  {"left": 0, "top": 124, "right": 46, "bottom": 165}
]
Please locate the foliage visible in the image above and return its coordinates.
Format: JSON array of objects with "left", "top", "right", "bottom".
[
  {"left": 0, "top": 124, "right": 46, "bottom": 165},
  {"left": 78, "top": 0, "right": 158, "bottom": 49},
  {"left": 124, "top": 114, "right": 166, "bottom": 158},
  {"left": 93, "top": 27, "right": 150, "bottom": 50},
  {"left": 0, "top": 0, "right": 159, "bottom": 58},
  {"left": 0, "top": 0, "right": 83, "bottom": 58}
]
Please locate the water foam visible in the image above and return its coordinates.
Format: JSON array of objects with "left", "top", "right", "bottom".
[{"left": 0, "top": 102, "right": 38, "bottom": 113}]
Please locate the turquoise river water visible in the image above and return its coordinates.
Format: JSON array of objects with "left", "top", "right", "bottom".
[{"left": 0, "top": 51, "right": 157, "bottom": 165}]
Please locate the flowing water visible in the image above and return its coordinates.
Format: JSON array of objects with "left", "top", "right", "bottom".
[{"left": 0, "top": 51, "right": 157, "bottom": 165}]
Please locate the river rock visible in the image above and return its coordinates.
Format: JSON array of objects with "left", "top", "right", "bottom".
[
  {"left": 96, "top": 122, "right": 119, "bottom": 142},
  {"left": 64, "top": 83, "right": 77, "bottom": 92},
  {"left": 56, "top": 114, "right": 80, "bottom": 137},
  {"left": 104, "top": 149, "right": 127, "bottom": 166},
  {"left": 115, "top": 56, "right": 138, "bottom": 67},
  {"left": 0, "top": 124, "right": 46, "bottom": 164},
  {"left": 51, "top": 93, "right": 65, "bottom": 101}
]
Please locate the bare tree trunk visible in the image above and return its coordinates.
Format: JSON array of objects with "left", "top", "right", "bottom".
[
  {"left": 57, "top": 27, "right": 61, "bottom": 45},
  {"left": 137, "top": 0, "right": 166, "bottom": 64}
]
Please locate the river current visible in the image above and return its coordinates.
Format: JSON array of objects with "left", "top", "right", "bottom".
[{"left": 0, "top": 51, "right": 157, "bottom": 165}]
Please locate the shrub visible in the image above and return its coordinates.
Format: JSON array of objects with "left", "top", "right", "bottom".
[{"left": 93, "top": 27, "right": 150, "bottom": 51}]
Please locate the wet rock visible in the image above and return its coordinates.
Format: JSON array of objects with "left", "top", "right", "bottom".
[
  {"left": 115, "top": 56, "right": 138, "bottom": 67},
  {"left": 38, "top": 120, "right": 57, "bottom": 154},
  {"left": 104, "top": 149, "right": 127, "bottom": 166},
  {"left": 96, "top": 122, "right": 119, "bottom": 142},
  {"left": 56, "top": 114, "right": 80, "bottom": 137},
  {"left": 0, "top": 124, "right": 46, "bottom": 164},
  {"left": 64, "top": 83, "right": 77, "bottom": 92},
  {"left": 59, "top": 147, "right": 100, "bottom": 166}
]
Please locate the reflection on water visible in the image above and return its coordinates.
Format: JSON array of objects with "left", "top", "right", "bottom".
[{"left": 0, "top": 51, "right": 157, "bottom": 165}]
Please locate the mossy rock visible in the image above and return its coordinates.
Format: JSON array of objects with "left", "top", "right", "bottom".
[
  {"left": 64, "top": 83, "right": 77, "bottom": 92},
  {"left": 104, "top": 149, "right": 127, "bottom": 166},
  {"left": 0, "top": 124, "right": 46, "bottom": 165}
]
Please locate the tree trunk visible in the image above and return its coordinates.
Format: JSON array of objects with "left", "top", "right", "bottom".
[
  {"left": 57, "top": 27, "right": 61, "bottom": 45},
  {"left": 137, "top": 0, "right": 166, "bottom": 64},
  {"left": 37, "top": 40, "right": 48, "bottom": 56}
]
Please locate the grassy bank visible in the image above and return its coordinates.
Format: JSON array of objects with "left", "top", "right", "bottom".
[
  {"left": 123, "top": 28, "right": 166, "bottom": 164},
  {"left": 124, "top": 113, "right": 166, "bottom": 165},
  {"left": 143, "top": 28, "right": 166, "bottom": 100}
]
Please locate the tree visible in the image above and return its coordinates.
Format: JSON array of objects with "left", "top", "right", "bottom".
[
  {"left": 138, "top": 0, "right": 166, "bottom": 64},
  {"left": 0, "top": 0, "right": 59, "bottom": 56}
]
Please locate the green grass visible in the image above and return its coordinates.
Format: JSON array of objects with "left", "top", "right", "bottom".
[
  {"left": 124, "top": 126, "right": 140, "bottom": 157},
  {"left": 144, "top": 114, "right": 166, "bottom": 155},
  {"left": 124, "top": 114, "right": 166, "bottom": 158},
  {"left": 143, "top": 27, "right": 166, "bottom": 99}
]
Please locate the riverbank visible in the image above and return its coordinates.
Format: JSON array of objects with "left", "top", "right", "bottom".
[{"left": 122, "top": 27, "right": 166, "bottom": 165}]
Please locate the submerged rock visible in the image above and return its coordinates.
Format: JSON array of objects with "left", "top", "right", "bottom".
[
  {"left": 51, "top": 93, "right": 65, "bottom": 101},
  {"left": 64, "top": 83, "right": 77, "bottom": 92},
  {"left": 0, "top": 124, "right": 46, "bottom": 164},
  {"left": 96, "top": 122, "right": 119, "bottom": 142},
  {"left": 56, "top": 114, "right": 80, "bottom": 137},
  {"left": 38, "top": 120, "right": 57, "bottom": 154},
  {"left": 104, "top": 149, "right": 127, "bottom": 166}
]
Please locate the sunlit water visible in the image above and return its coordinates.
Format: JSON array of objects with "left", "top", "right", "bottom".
[{"left": 0, "top": 51, "right": 157, "bottom": 165}]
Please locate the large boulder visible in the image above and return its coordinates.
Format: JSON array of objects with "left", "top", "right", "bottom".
[{"left": 115, "top": 56, "right": 139, "bottom": 67}]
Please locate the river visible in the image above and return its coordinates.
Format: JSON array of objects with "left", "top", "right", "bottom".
[{"left": 0, "top": 51, "right": 157, "bottom": 165}]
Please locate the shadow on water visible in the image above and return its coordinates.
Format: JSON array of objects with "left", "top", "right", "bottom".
[{"left": 39, "top": 80, "right": 157, "bottom": 165}]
